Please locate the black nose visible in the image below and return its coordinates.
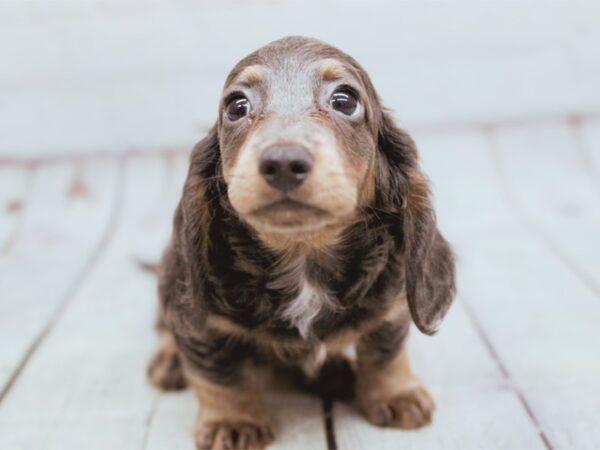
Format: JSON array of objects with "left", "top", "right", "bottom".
[{"left": 259, "top": 146, "right": 313, "bottom": 192}]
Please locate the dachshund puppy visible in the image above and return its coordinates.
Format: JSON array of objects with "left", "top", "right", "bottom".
[{"left": 148, "top": 36, "right": 456, "bottom": 450}]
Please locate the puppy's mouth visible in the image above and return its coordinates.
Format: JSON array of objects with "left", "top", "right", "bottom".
[
  {"left": 255, "top": 199, "right": 325, "bottom": 215},
  {"left": 248, "top": 198, "right": 331, "bottom": 232}
]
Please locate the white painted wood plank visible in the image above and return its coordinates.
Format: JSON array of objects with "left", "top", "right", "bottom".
[
  {"left": 0, "top": 166, "right": 30, "bottom": 249},
  {"left": 144, "top": 391, "right": 196, "bottom": 450},
  {"left": 551, "top": 120, "right": 600, "bottom": 298},
  {"left": 413, "top": 130, "right": 517, "bottom": 236},
  {"left": 492, "top": 122, "right": 600, "bottom": 224},
  {"left": 580, "top": 118, "right": 600, "bottom": 195},
  {"left": 423, "top": 129, "right": 600, "bottom": 449},
  {"left": 125, "top": 151, "right": 188, "bottom": 266},
  {"left": 492, "top": 121, "right": 600, "bottom": 292},
  {"left": 0, "top": 160, "right": 118, "bottom": 395},
  {"left": 264, "top": 391, "right": 327, "bottom": 450},
  {"left": 0, "top": 156, "right": 166, "bottom": 450}
]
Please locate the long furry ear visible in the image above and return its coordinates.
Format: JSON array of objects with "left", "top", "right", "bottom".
[
  {"left": 169, "top": 125, "right": 222, "bottom": 335},
  {"left": 377, "top": 112, "right": 456, "bottom": 335}
]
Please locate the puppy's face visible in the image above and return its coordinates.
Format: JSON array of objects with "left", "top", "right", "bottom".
[{"left": 217, "top": 41, "right": 378, "bottom": 237}]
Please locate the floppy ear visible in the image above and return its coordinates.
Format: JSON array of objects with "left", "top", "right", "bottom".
[
  {"left": 167, "top": 125, "right": 222, "bottom": 335},
  {"left": 377, "top": 112, "right": 456, "bottom": 335}
]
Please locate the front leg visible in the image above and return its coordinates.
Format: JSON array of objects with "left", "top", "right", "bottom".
[
  {"left": 177, "top": 331, "right": 274, "bottom": 450},
  {"left": 356, "top": 316, "right": 434, "bottom": 429}
]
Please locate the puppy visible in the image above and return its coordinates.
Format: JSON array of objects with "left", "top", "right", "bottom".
[{"left": 148, "top": 36, "right": 456, "bottom": 450}]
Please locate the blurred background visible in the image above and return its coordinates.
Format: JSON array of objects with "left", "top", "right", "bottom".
[
  {"left": 1, "top": 1, "right": 600, "bottom": 450},
  {"left": 2, "top": 0, "right": 599, "bottom": 157}
]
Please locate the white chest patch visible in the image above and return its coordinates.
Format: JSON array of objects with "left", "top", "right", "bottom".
[
  {"left": 280, "top": 275, "right": 328, "bottom": 338},
  {"left": 271, "top": 260, "right": 336, "bottom": 339}
]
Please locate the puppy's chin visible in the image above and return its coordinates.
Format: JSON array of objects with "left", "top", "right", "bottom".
[
  {"left": 235, "top": 200, "right": 354, "bottom": 245},
  {"left": 245, "top": 201, "right": 335, "bottom": 236}
]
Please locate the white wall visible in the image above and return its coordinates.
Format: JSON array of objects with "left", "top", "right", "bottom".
[{"left": 1, "top": 0, "right": 599, "bottom": 158}]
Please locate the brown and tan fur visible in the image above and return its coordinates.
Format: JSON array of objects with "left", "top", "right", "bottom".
[{"left": 147, "top": 36, "right": 456, "bottom": 450}]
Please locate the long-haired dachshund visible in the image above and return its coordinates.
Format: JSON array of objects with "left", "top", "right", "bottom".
[{"left": 148, "top": 36, "right": 456, "bottom": 450}]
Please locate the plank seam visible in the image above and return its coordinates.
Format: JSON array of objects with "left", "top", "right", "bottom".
[
  {"left": 460, "top": 297, "right": 554, "bottom": 450},
  {"left": 140, "top": 393, "right": 161, "bottom": 450},
  {"left": 0, "top": 156, "right": 127, "bottom": 403}
]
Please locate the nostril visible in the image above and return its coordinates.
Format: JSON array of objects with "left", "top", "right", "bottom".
[
  {"left": 259, "top": 160, "right": 280, "bottom": 177},
  {"left": 289, "top": 161, "right": 310, "bottom": 176}
]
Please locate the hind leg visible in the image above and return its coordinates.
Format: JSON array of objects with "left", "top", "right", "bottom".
[{"left": 147, "top": 317, "right": 188, "bottom": 390}]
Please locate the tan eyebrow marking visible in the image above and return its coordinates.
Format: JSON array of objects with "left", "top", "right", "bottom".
[
  {"left": 235, "top": 65, "right": 264, "bottom": 86},
  {"left": 320, "top": 59, "right": 345, "bottom": 81}
]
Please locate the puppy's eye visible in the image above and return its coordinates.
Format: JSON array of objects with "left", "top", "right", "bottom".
[
  {"left": 330, "top": 89, "right": 358, "bottom": 116},
  {"left": 226, "top": 96, "right": 251, "bottom": 121}
]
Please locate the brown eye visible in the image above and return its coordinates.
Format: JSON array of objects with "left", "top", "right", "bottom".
[
  {"left": 226, "top": 96, "right": 251, "bottom": 121},
  {"left": 330, "top": 89, "right": 358, "bottom": 116}
]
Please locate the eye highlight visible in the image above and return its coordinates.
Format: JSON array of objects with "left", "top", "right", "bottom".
[
  {"left": 226, "top": 95, "right": 251, "bottom": 121},
  {"left": 330, "top": 87, "right": 359, "bottom": 116}
]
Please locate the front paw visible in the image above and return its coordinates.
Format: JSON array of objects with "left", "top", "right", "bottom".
[
  {"left": 360, "top": 385, "right": 435, "bottom": 429},
  {"left": 196, "top": 420, "right": 274, "bottom": 450}
]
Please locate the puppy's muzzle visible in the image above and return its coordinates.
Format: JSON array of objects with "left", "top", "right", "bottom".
[{"left": 259, "top": 145, "right": 313, "bottom": 193}]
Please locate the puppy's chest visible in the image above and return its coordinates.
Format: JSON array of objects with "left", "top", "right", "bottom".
[
  {"left": 259, "top": 250, "right": 397, "bottom": 338},
  {"left": 266, "top": 262, "right": 336, "bottom": 339},
  {"left": 209, "top": 223, "right": 402, "bottom": 337}
]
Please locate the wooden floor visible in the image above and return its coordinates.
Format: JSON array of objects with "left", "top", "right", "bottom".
[{"left": 1, "top": 117, "right": 599, "bottom": 450}]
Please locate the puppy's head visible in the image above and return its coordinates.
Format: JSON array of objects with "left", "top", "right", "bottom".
[
  {"left": 184, "top": 37, "right": 455, "bottom": 335},
  {"left": 216, "top": 37, "right": 382, "bottom": 238}
]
